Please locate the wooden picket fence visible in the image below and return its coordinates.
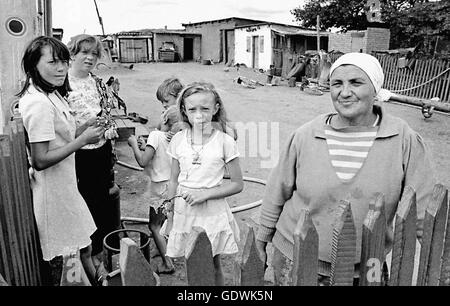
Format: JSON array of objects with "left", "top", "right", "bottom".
[
  {"left": 375, "top": 55, "right": 450, "bottom": 103},
  {"left": 0, "top": 117, "right": 42, "bottom": 286},
  {"left": 99, "top": 184, "right": 449, "bottom": 286},
  {"left": 185, "top": 184, "right": 450, "bottom": 286}
]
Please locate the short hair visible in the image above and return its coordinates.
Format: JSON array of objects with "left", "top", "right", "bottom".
[
  {"left": 156, "top": 78, "right": 184, "bottom": 102},
  {"left": 17, "top": 35, "right": 71, "bottom": 97},
  {"left": 66, "top": 34, "right": 104, "bottom": 58},
  {"left": 161, "top": 105, "right": 182, "bottom": 132}
]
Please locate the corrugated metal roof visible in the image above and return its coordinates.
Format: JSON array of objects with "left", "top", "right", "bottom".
[{"left": 182, "top": 17, "right": 265, "bottom": 27}]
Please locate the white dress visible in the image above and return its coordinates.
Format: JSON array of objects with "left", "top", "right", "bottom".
[
  {"left": 165, "top": 129, "right": 240, "bottom": 257},
  {"left": 19, "top": 85, "right": 97, "bottom": 261}
]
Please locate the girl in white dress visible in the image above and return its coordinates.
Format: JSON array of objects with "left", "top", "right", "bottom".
[
  {"left": 17, "top": 36, "right": 105, "bottom": 285},
  {"left": 165, "top": 82, "right": 243, "bottom": 285}
]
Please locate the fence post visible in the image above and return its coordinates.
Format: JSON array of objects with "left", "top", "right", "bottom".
[
  {"left": 389, "top": 186, "right": 417, "bottom": 286},
  {"left": 330, "top": 201, "right": 356, "bottom": 286},
  {"left": 0, "top": 273, "right": 8, "bottom": 286},
  {"left": 291, "top": 209, "right": 318, "bottom": 286},
  {"left": 185, "top": 227, "right": 215, "bottom": 286},
  {"left": 359, "top": 193, "right": 386, "bottom": 286},
  {"left": 119, "top": 237, "right": 157, "bottom": 286},
  {"left": 234, "top": 220, "right": 265, "bottom": 286},
  {"left": 417, "top": 184, "right": 448, "bottom": 286},
  {"left": 439, "top": 187, "right": 450, "bottom": 286}
]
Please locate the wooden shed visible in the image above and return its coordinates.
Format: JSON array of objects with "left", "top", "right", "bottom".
[{"left": 114, "top": 31, "right": 153, "bottom": 63}]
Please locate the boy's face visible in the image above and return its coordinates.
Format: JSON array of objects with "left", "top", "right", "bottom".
[{"left": 161, "top": 94, "right": 177, "bottom": 110}]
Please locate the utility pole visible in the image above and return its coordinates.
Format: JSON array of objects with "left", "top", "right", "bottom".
[
  {"left": 93, "top": 0, "right": 105, "bottom": 35},
  {"left": 316, "top": 15, "right": 320, "bottom": 52}
]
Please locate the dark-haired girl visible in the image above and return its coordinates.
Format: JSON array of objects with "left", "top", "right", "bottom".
[{"left": 17, "top": 36, "right": 105, "bottom": 285}]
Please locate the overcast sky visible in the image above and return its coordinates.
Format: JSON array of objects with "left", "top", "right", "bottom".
[{"left": 52, "top": 0, "right": 305, "bottom": 43}]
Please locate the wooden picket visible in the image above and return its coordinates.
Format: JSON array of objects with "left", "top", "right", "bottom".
[{"left": 0, "top": 117, "right": 42, "bottom": 286}]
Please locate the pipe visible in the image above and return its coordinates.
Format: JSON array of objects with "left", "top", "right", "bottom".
[
  {"left": 117, "top": 161, "right": 267, "bottom": 222},
  {"left": 389, "top": 94, "right": 450, "bottom": 113}
]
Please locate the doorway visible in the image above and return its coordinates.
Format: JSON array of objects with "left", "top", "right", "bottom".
[
  {"left": 184, "top": 38, "right": 194, "bottom": 61},
  {"left": 252, "top": 36, "right": 259, "bottom": 69}
]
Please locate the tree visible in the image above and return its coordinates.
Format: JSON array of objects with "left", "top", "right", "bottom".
[{"left": 291, "top": 0, "right": 450, "bottom": 53}]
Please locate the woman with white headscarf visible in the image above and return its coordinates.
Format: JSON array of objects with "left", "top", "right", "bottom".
[{"left": 256, "top": 52, "right": 436, "bottom": 285}]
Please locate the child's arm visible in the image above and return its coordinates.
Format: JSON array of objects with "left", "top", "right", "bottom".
[
  {"left": 128, "top": 135, "right": 155, "bottom": 168},
  {"left": 182, "top": 157, "right": 244, "bottom": 206},
  {"left": 167, "top": 158, "right": 180, "bottom": 199}
]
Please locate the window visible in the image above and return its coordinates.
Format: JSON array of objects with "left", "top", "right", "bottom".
[
  {"left": 260, "top": 36, "right": 264, "bottom": 53},
  {"left": 246, "top": 37, "right": 251, "bottom": 53}
]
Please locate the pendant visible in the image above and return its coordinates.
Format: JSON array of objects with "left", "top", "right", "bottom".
[{"left": 192, "top": 153, "right": 201, "bottom": 165}]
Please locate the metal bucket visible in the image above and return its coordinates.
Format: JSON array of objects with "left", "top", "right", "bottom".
[{"left": 103, "top": 229, "right": 151, "bottom": 272}]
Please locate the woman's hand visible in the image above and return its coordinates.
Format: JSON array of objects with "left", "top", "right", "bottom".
[
  {"left": 181, "top": 190, "right": 209, "bottom": 206},
  {"left": 80, "top": 125, "right": 105, "bottom": 145}
]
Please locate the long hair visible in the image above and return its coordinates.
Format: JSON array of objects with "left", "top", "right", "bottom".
[
  {"left": 17, "top": 36, "right": 71, "bottom": 97},
  {"left": 176, "top": 82, "right": 237, "bottom": 140}
]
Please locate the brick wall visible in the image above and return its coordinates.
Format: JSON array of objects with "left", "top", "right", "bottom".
[{"left": 329, "top": 27, "right": 390, "bottom": 53}]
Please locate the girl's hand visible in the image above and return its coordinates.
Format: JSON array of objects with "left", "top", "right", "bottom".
[
  {"left": 84, "top": 116, "right": 98, "bottom": 127},
  {"left": 181, "top": 190, "right": 209, "bottom": 206},
  {"left": 165, "top": 131, "right": 176, "bottom": 142},
  {"left": 80, "top": 126, "right": 104, "bottom": 145},
  {"left": 128, "top": 135, "right": 138, "bottom": 147}
]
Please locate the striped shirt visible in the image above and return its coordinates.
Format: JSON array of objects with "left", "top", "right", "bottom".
[{"left": 325, "top": 114, "right": 379, "bottom": 182}]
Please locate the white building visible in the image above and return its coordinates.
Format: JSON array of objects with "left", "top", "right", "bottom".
[{"left": 234, "top": 22, "right": 329, "bottom": 75}]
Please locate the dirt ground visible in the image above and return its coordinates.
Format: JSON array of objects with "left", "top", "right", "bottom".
[{"left": 95, "top": 61, "right": 450, "bottom": 286}]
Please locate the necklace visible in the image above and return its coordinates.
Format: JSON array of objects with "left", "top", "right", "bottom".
[
  {"left": 185, "top": 129, "right": 214, "bottom": 180},
  {"left": 189, "top": 129, "right": 215, "bottom": 165}
]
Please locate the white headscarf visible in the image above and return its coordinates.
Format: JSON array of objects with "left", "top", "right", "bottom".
[{"left": 329, "top": 52, "right": 387, "bottom": 100}]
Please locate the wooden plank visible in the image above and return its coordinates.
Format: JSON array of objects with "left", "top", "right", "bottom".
[
  {"left": 119, "top": 238, "right": 157, "bottom": 286},
  {"left": 234, "top": 220, "right": 265, "bottom": 286},
  {"left": 404, "top": 62, "right": 415, "bottom": 96},
  {"left": 431, "top": 61, "right": 442, "bottom": 98},
  {"left": 13, "top": 117, "right": 40, "bottom": 285},
  {"left": 185, "top": 227, "right": 215, "bottom": 286},
  {"left": 439, "top": 187, "right": 450, "bottom": 286},
  {"left": 0, "top": 273, "right": 8, "bottom": 286},
  {"left": 60, "top": 248, "right": 91, "bottom": 286},
  {"left": 417, "top": 60, "right": 428, "bottom": 99},
  {"left": 422, "top": 59, "right": 432, "bottom": 99},
  {"left": 425, "top": 60, "right": 439, "bottom": 99},
  {"left": 0, "top": 134, "right": 23, "bottom": 285},
  {"left": 0, "top": 203, "right": 12, "bottom": 284},
  {"left": 13, "top": 116, "right": 41, "bottom": 285},
  {"left": 441, "top": 63, "right": 450, "bottom": 103},
  {"left": 389, "top": 186, "right": 417, "bottom": 286},
  {"left": 417, "top": 184, "right": 448, "bottom": 286},
  {"left": 441, "top": 62, "right": 450, "bottom": 103},
  {"left": 433, "top": 61, "right": 444, "bottom": 100},
  {"left": 291, "top": 209, "right": 318, "bottom": 286},
  {"left": 426, "top": 185, "right": 448, "bottom": 286},
  {"left": 8, "top": 121, "right": 31, "bottom": 286},
  {"left": 359, "top": 193, "right": 386, "bottom": 286},
  {"left": 330, "top": 201, "right": 356, "bottom": 286},
  {"left": 412, "top": 60, "right": 423, "bottom": 98}
]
